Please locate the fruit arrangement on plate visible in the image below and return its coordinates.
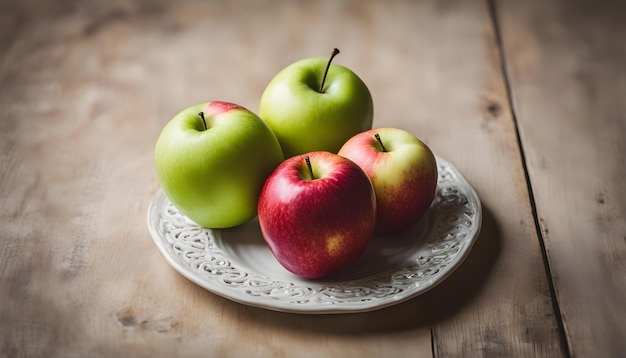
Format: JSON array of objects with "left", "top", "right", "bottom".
[{"left": 154, "top": 49, "right": 441, "bottom": 280}]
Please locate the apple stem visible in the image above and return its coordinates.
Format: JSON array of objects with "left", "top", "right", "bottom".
[
  {"left": 198, "top": 112, "right": 207, "bottom": 130},
  {"left": 374, "top": 133, "right": 387, "bottom": 152},
  {"left": 319, "top": 48, "right": 340, "bottom": 93},
  {"left": 305, "top": 156, "right": 314, "bottom": 179}
]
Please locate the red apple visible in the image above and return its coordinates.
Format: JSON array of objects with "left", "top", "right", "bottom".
[
  {"left": 257, "top": 151, "right": 377, "bottom": 279},
  {"left": 338, "top": 128, "right": 438, "bottom": 234}
]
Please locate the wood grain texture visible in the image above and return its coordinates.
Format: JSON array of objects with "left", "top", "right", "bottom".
[
  {"left": 497, "top": 0, "right": 626, "bottom": 356},
  {"left": 0, "top": 0, "right": 569, "bottom": 356},
  {"left": 393, "top": 1, "right": 565, "bottom": 355}
]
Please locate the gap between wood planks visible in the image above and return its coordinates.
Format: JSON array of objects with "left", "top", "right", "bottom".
[{"left": 485, "top": 0, "right": 571, "bottom": 356}]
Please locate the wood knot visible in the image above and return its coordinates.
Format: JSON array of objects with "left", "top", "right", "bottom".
[{"left": 486, "top": 101, "right": 501, "bottom": 118}]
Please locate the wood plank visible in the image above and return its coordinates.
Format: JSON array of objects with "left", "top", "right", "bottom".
[
  {"left": 394, "top": 0, "right": 565, "bottom": 355},
  {"left": 496, "top": 0, "right": 626, "bottom": 356},
  {"left": 0, "top": 0, "right": 564, "bottom": 356}
]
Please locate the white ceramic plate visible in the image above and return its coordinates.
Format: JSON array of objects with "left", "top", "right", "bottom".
[{"left": 147, "top": 156, "right": 481, "bottom": 314}]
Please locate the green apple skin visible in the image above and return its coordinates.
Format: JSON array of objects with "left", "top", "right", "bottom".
[
  {"left": 154, "top": 101, "right": 284, "bottom": 228},
  {"left": 338, "top": 128, "right": 438, "bottom": 234},
  {"left": 259, "top": 57, "right": 373, "bottom": 158}
]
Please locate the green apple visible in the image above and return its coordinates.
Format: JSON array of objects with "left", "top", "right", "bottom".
[
  {"left": 154, "top": 101, "right": 284, "bottom": 228},
  {"left": 259, "top": 48, "right": 374, "bottom": 158}
]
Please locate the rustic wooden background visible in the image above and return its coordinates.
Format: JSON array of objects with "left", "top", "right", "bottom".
[{"left": 1, "top": 0, "right": 624, "bottom": 356}]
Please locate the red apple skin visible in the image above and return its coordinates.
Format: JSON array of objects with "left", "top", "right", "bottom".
[
  {"left": 257, "top": 151, "right": 377, "bottom": 279},
  {"left": 204, "top": 100, "right": 246, "bottom": 114},
  {"left": 338, "top": 128, "right": 438, "bottom": 234}
]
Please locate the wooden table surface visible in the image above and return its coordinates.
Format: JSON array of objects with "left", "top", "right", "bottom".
[{"left": 1, "top": 0, "right": 624, "bottom": 356}]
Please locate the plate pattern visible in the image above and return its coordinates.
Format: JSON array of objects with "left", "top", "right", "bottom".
[{"left": 148, "top": 157, "right": 481, "bottom": 313}]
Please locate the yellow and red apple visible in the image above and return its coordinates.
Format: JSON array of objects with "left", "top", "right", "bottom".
[{"left": 339, "top": 128, "right": 438, "bottom": 234}]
